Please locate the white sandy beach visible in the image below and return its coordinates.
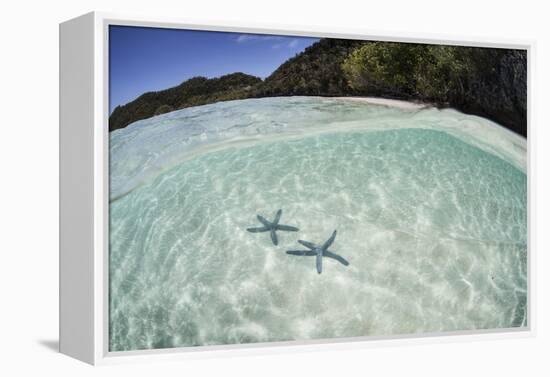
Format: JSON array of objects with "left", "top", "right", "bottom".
[{"left": 332, "top": 96, "right": 430, "bottom": 110}]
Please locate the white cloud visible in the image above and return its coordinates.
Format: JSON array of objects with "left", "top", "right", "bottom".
[
  {"left": 235, "top": 34, "right": 284, "bottom": 43},
  {"left": 288, "top": 39, "right": 299, "bottom": 48},
  {"left": 236, "top": 34, "right": 255, "bottom": 43}
]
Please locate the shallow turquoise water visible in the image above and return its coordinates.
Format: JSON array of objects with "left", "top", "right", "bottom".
[{"left": 109, "top": 97, "right": 527, "bottom": 351}]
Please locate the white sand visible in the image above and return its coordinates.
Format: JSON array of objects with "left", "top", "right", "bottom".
[{"left": 332, "top": 96, "right": 430, "bottom": 110}]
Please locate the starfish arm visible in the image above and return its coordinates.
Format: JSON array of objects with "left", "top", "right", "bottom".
[
  {"left": 324, "top": 250, "right": 349, "bottom": 266},
  {"left": 298, "top": 240, "right": 317, "bottom": 250},
  {"left": 273, "top": 209, "right": 282, "bottom": 225},
  {"left": 247, "top": 226, "right": 269, "bottom": 233},
  {"left": 316, "top": 253, "right": 323, "bottom": 274},
  {"left": 322, "top": 230, "right": 337, "bottom": 251},
  {"left": 257, "top": 215, "right": 272, "bottom": 227},
  {"left": 270, "top": 229, "right": 278, "bottom": 245},
  {"left": 276, "top": 224, "right": 299, "bottom": 232},
  {"left": 286, "top": 250, "right": 316, "bottom": 256}
]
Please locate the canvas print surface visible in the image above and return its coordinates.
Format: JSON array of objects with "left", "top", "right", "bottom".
[{"left": 108, "top": 25, "right": 528, "bottom": 351}]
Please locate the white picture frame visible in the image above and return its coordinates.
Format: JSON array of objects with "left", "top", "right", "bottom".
[{"left": 59, "top": 11, "right": 535, "bottom": 365}]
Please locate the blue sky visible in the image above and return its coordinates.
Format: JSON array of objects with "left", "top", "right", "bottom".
[{"left": 109, "top": 26, "right": 319, "bottom": 113}]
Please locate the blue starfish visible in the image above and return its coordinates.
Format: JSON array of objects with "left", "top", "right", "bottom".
[
  {"left": 286, "top": 230, "right": 349, "bottom": 274},
  {"left": 247, "top": 209, "right": 299, "bottom": 245}
]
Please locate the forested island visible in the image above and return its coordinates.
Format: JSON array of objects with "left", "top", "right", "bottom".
[{"left": 109, "top": 38, "right": 527, "bottom": 136}]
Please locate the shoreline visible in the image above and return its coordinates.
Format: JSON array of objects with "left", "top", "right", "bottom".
[
  {"left": 110, "top": 96, "right": 526, "bottom": 201},
  {"left": 331, "top": 96, "right": 431, "bottom": 110},
  {"left": 110, "top": 95, "right": 434, "bottom": 132},
  {"left": 112, "top": 95, "right": 526, "bottom": 140},
  {"left": 331, "top": 95, "right": 526, "bottom": 141}
]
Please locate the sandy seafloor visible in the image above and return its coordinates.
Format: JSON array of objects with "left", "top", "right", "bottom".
[{"left": 108, "top": 96, "right": 527, "bottom": 351}]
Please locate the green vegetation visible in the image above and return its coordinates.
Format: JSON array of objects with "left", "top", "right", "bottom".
[
  {"left": 343, "top": 42, "right": 429, "bottom": 97},
  {"left": 341, "top": 42, "right": 520, "bottom": 101},
  {"left": 342, "top": 43, "right": 527, "bottom": 135},
  {"left": 109, "top": 72, "right": 262, "bottom": 131},
  {"left": 109, "top": 39, "right": 527, "bottom": 136},
  {"left": 259, "top": 38, "right": 363, "bottom": 96}
]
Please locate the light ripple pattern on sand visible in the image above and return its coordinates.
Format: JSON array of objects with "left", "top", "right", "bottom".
[{"left": 109, "top": 97, "right": 527, "bottom": 351}]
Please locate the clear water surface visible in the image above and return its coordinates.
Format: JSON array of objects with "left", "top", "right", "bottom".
[{"left": 109, "top": 97, "right": 527, "bottom": 351}]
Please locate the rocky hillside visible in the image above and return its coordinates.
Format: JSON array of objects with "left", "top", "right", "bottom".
[
  {"left": 257, "top": 38, "right": 364, "bottom": 96},
  {"left": 109, "top": 72, "right": 262, "bottom": 131},
  {"left": 341, "top": 42, "right": 527, "bottom": 136},
  {"left": 446, "top": 48, "right": 527, "bottom": 136}
]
